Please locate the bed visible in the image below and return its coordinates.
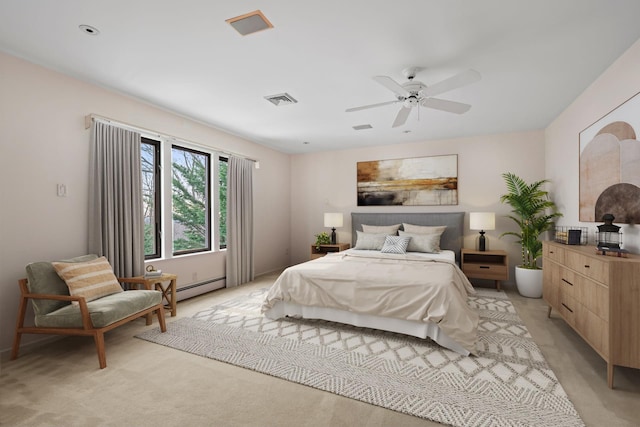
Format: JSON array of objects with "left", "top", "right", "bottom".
[{"left": 261, "top": 212, "right": 479, "bottom": 355}]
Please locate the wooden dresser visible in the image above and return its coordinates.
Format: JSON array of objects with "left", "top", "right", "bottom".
[{"left": 542, "top": 241, "right": 640, "bottom": 388}]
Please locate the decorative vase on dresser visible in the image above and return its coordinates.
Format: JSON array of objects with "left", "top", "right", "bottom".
[{"left": 542, "top": 240, "right": 640, "bottom": 388}]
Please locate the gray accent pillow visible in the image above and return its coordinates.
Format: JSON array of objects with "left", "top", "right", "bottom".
[
  {"left": 362, "top": 224, "right": 401, "bottom": 235},
  {"left": 354, "top": 231, "right": 387, "bottom": 250},
  {"left": 399, "top": 231, "right": 442, "bottom": 253}
]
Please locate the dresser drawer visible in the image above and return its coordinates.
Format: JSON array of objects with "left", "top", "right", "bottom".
[
  {"left": 559, "top": 294, "right": 578, "bottom": 327},
  {"left": 544, "top": 243, "right": 565, "bottom": 263},
  {"left": 576, "top": 275, "right": 609, "bottom": 321},
  {"left": 463, "top": 263, "right": 508, "bottom": 280},
  {"left": 565, "top": 251, "right": 609, "bottom": 284},
  {"left": 576, "top": 304, "right": 609, "bottom": 357}
]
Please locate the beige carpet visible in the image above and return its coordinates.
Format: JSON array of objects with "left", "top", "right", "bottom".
[{"left": 137, "top": 287, "right": 584, "bottom": 426}]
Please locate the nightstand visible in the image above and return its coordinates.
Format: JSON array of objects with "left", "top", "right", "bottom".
[
  {"left": 311, "top": 243, "right": 350, "bottom": 260},
  {"left": 461, "top": 249, "right": 508, "bottom": 291}
]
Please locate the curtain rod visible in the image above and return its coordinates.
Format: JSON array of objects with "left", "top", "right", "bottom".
[{"left": 84, "top": 114, "right": 259, "bottom": 165}]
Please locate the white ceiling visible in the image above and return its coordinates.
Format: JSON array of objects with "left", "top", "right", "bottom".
[{"left": 2, "top": 1, "right": 640, "bottom": 154}]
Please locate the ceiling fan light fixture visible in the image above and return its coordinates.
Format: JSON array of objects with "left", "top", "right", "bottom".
[{"left": 226, "top": 10, "right": 273, "bottom": 36}]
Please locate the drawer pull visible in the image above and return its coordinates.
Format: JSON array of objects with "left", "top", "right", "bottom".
[
  {"left": 584, "top": 265, "right": 590, "bottom": 268},
  {"left": 479, "top": 266, "right": 490, "bottom": 269},
  {"left": 561, "top": 303, "right": 574, "bottom": 313},
  {"left": 549, "top": 251, "right": 554, "bottom": 254},
  {"left": 561, "top": 278, "right": 573, "bottom": 286}
]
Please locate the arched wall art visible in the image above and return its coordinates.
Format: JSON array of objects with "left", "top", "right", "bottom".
[{"left": 579, "top": 91, "right": 640, "bottom": 224}]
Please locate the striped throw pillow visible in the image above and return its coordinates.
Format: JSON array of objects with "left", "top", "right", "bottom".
[
  {"left": 52, "top": 256, "right": 123, "bottom": 304},
  {"left": 381, "top": 235, "right": 411, "bottom": 254}
]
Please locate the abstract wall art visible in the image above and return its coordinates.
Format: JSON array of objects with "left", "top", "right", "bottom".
[
  {"left": 357, "top": 154, "right": 458, "bottom": 206},
  {"left": 579, "top": 91, "right": 640, "bottom": 224}
]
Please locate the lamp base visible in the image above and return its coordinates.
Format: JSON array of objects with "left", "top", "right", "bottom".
[
  {"left": 478, "top": 231, "right": 486, "bottom": 251},
  {"left": 330, "top": 228, "right": 337, "bottom": 244}
]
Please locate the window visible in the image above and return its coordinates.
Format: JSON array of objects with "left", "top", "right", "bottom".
[
  {"left": 141, "top": 138, "right": 161, "bottom": 259},
  {"left": 171, "top": 145, "right": 211, "bottom": 255},
  {"left": 219, "top": 156, "right": 228, "bottom": 249},
  {"left": 141, "top": 138, "right": 226, "bottom": 258}
]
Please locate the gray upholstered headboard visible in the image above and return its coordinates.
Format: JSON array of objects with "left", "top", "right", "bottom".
[{"left": 351, "top": 212, "right": 465, "bottom": 264}]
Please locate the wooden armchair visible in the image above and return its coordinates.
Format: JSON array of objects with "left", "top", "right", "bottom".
[{"left": 11, "top": 255, "right": 167, "bottom": 369}]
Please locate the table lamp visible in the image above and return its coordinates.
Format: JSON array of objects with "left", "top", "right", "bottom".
[
  {"left": 324, "top": 213, "right": 343, "bottom": 244},
  {"left": 470, "top": 212, "right": 495, "bottom": 251}
]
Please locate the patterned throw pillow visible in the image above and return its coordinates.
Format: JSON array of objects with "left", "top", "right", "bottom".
[
  {"left": 353, "top": 231, "right": 388, "bottom": 250},
  {"left": 399, "top": 231, "right": 441, "bottom": 253},
  {"left": 52, "top": 256, "right": 123, "bottom": 304},
  {"left": 381, "top": 235, "right": 411, "bottom": 254}
]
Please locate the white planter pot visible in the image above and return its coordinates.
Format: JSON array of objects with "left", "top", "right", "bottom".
[{"left": 515, "top": 266, "right": 543, "bottom": 298}]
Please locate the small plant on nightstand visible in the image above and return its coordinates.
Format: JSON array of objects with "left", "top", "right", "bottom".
[{"left": 314, "top": 232, "right": 331, "bottom": 250}]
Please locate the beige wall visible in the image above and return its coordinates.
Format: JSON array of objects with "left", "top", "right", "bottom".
[
  {"left": 0, "top": 52, "right": 291, "bottom": 352},
  {"left": 289, "top": 130, "right": 546, "bottom": 270},
  {"left": 546, "top": 38, "right": 640, "bottom": 253}
]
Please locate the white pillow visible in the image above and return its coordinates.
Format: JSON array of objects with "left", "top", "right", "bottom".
[
  {"left": 402, "top": 223, "right": 447, "bottom": 235},
  {"left": 354, "top": 231, "right": 387, "bottom": 250},
  {"left": 381, "top": 235, "right": 411, "bottom": 254},
  {"left": 361, "top": 224, "right": 401, "bottom": 235},
  {"left": 399, "top": 231, "right": 442, "bottom": 253}
]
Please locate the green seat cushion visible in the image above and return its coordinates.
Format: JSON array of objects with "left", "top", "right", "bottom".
[
  {"left": 25, "top": 255, "right": 99, "bottom": 315},
  {"left": 35, "top": 290, "right": 161, "bottom": 329}
]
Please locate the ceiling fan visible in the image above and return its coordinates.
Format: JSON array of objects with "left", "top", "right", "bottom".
[{"left": 346, "top": 67, "right": 481, "bottom": 128}]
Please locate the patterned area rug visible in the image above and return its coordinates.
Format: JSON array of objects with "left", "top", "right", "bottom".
[{"left": 136, "top": 288, "right": 584, "bottom": 426}]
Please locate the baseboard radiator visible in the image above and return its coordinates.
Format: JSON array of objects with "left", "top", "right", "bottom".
[{"left": 176, "top": 276, "right": 225, "bottom": 301}]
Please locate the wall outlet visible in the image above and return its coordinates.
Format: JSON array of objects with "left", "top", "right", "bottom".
[{"left": 57, "top": 184, "right": 67, "bottom": 197}]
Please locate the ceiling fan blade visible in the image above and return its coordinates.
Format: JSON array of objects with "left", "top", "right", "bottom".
[
  {"left": 345, "top": 100, "right": 399, "bottom": 112},
  {"left": 420, "top": 97, "right": 472, "bottom": 114},
  {"left": 422, "top": 69, "right": 481, "bottom": 98},
  {"left": 392, "top": 106, "right": 412, "bottom": 127},
  {"left": 373, "top": 76, "right": 410, "bottom": 97}
]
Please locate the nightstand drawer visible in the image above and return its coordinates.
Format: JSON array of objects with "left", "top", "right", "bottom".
[{"left": 463, "top": 263, "right": 508, "bottom": 280}]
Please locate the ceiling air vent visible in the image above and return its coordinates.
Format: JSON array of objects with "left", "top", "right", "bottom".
[
  {"left": 264, "top": 93, "right": 298, "bottom": 106},
  {"left": 353, "top": 124, "right": 373, "bottom": 130},
  {"left": 226, "top": 10, "right": 273, "bottom": 36}
]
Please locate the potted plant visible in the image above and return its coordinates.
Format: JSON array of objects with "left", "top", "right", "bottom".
[
  {"left": 314, "top": 232, "right": 331, "bottom": 251},
  {"left": 500, "top": 172, "right": 562, "bottom": 298}
]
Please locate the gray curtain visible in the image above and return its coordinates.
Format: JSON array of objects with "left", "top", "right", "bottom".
[
  {"left": 88, "top": 121, "right": 144, "bottom": 278},
  {"left": 226, "top": 156, "right": 254, "bottom": 287}
]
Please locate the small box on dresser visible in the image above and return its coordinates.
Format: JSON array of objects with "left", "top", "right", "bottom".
[{"left": 542, "top": 241, "right": 640, "bottom": 388}]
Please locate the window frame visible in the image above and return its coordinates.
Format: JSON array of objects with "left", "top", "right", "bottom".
[
  {"left": 141, "top": 137, "right": 162, "bottom": 260},
  {"left": 170, "top": 144, "right": 212, "bottom": 256}
]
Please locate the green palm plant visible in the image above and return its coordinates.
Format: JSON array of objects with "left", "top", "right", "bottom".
[{"left": 500, "top": 172, "right": 562, "bottom": 269}]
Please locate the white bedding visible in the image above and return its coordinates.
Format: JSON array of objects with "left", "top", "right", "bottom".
[{"left": 262, "top": 249, "right": 479, "bottom": 354}]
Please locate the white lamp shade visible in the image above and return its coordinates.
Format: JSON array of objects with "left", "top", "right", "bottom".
[
  {"left": 324, "top": 212, "right": 343, "bottom": 228},
  {"left": 470, "top": 212, "right": 495, "bottom": 231}
]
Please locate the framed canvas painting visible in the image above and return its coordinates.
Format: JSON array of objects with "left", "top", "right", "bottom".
[
  {"left": 579, "top": 91, "right": 640, "bottom": 223},
  {"left": 357, "top": 154, "right": 458, "bottom": 206}
]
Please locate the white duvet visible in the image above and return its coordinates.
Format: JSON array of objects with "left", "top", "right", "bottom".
[{"left": 262, "top": 249, "right": 479, "bottom": 354}]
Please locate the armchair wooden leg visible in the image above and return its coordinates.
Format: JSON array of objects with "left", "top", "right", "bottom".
[
  {"left": 157, "top": 306, "right": 167, "bottom": 333},
  {"left": 94, "top": 332, "right": 107, "bottom": 369},
  {"left": 11, "top": 331, "right": 22, "bottom": 360},
  {"left": 11, "top": 296, "right": 29, "bottom": 360}
]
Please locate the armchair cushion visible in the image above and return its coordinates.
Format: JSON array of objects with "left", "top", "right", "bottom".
[
  {"left": 35, "top": 290, "right": 161, "bottom": 328},
  {"left": 52, "top": 256, "right": 123, "bottom": 304},
  {"left": 25, "top": 254, "right": 98, "bottom": 315}
]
